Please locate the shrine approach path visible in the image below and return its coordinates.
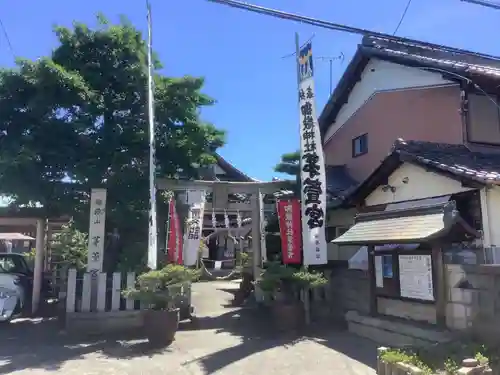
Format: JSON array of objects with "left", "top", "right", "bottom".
[{"left": 0, "top": 280, "right": 377, "bottom": 375}]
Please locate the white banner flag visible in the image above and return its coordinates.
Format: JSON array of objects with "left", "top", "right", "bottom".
[
  {"left": 298, "top": 41, "right": 328, "bottom": 265},
  {"left": 87, "top": 188, "right": 107, "bottom": 275},
  {"left": 183, "top": 190, "right": 206, "bottom": 266}
]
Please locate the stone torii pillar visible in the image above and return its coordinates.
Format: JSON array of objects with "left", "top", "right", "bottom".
[{"left": 156, "top": 178, "right": 292, "bottom": 279}]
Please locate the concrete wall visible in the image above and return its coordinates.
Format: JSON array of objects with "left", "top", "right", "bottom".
[
  {"left": 480, "top": 186, "right": 500, "bottom": 264},
  {"left": 377, "top": 297, "right": 436, "bottom": 324},
  {"left": 327, "top": 208, "right": 358, "bottom": 261},
  {"left": 329, "top": 269, "right": 371, "bottom": 316}
]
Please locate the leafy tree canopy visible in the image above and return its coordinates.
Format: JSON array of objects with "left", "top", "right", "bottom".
[
  {"left": 0, "top": 15, "right": 225, "bottom": 270},
  {"left": 273, "top": 150, "right": 300, "bottom": 177}
]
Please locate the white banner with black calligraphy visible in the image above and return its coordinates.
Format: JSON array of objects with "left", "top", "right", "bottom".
[
  {"left": 87, "top": 188, "right": 107, "bottom": 276},
  {"left": 298, "top": 42, "right": 328, "bottom": 265},
  {"left": 183, "top": 190, "right": 206, "bottom": 266}
]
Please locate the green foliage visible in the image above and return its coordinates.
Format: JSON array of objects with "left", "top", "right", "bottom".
[
  {"left": 236, "top": 251, "right": 251, "bottom": 269},
  {"left": 51, "top": 220, "right": 88, "bottom": 270},
  {"left": 274, "top": 150, "right": 300, "bottom": 176},
  {"left": 23, "top": 248, "right": 36, "bottom": 270},
  {"left": 380, "top": 349, "right": 433, "bottom": 375},
  {"left": 273, "top": 150, "right": 300, "bottom": 197},
  {"left": 257, "top": 261, "right": 328, "bottom": 296},
  {"left": 381, "top": 340, "right": 495, "bottom": 375},
  {"left": 122, "top": 264, "right": 200, "bottom": 310},
  {"left": 0, "top": 14, "right": 225, "bottom": 270}
]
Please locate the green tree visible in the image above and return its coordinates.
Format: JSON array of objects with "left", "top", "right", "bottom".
[
  {"left": 274, "top": 150, "right": 300, "bottom": 197},
  {"left": 51, "top": 220, "right": 89, "bottom": 271},
  {"left": 0, "top": 15, "right": 225, "bottom": 270},
  {"left": 274, "top": 150, "right": 300, "bottom": 177}
]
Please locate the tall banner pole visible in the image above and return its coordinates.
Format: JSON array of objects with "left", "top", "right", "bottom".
[
  {"left": 146, "top": 0, "right": 158, "bottom": 270},
  {"left": 295, "top": 33, "right": 328, "bottom": 266}
]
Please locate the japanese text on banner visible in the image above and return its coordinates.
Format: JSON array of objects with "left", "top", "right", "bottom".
[
  {"left": 87, "top": 188, "right": 107, "bottom": 277},
  {"left": 298, "top": 42, "right": 327, "bottom": 265},
  {"left": 277, "top": 199, "right": 302, "bottom": 264},
  {"left": 183, "top": 190, "right": 205, "bottom": 266}
]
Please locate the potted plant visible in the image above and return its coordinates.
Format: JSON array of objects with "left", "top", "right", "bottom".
[
  {"left": 235, "top": 252, "right": 253, "bottom": 302},
  {"left": 256, "top": 262, "right": 328, "bottom": 331},
  {"left": 123, "top": 264, "right": 200, "bottom": 347}
]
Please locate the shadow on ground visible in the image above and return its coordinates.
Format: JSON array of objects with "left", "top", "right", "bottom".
[
  {"left": 180, "top": 284, "right": 377, "bottom": 375},
  {"left": 0, "top": 282, "right": 377, "bottom": 374},
  {"left": 0, "top": 318, "right": 169, "bottom": 374}
]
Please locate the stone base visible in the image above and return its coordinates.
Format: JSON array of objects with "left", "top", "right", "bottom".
[{"left": 346, "top": 310, "right": 453, "bottom": 348}]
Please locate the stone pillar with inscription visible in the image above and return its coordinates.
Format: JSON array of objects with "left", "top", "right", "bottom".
[{"left": 87, "top": 188, "right": 107, "bottom": 310}]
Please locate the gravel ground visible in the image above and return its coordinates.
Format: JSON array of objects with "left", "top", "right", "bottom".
[{"left": 0, "top": 280, "right": 377, "bottom": 375}]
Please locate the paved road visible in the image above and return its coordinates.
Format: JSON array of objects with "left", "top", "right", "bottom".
[{"left": 0, "top": 280, "right": 377, "bottom": 375}]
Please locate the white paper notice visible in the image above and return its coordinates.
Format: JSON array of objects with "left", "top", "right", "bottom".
[
  {"left": 399, "top": 254, "right": 434, "bottom": 301},
  {"left": 374, "top": 256, "right": 383, "bottom": 288}
]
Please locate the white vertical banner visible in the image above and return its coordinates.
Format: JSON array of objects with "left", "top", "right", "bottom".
[
  {"left": 259, "top": 191, "right": 267, "bottom": 263},
  {"left": 297, "top": 40, "right": 328, "bottom": 265},
  {"left": 146, "top": 0, "right": 158, "bottom": 270},
  {"left": 87, "top": 188, "right": 107, "bottom": 275},
  {"left": 183, "top": 190, "right": 206, "bottom": 266}
]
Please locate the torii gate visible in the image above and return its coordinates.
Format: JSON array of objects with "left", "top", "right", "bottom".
[{"left": 157, "top": 178, "right": 292, "bottom": 282}]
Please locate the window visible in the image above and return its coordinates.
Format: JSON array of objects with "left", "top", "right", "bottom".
[
  {"left": 467, "top": 93, "right": 500, "bottom": 145},
  {"left": 352, "top": 133, "right": 368, "bottom": 157}
]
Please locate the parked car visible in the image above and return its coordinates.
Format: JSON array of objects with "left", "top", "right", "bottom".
[{"left": 0, "top": 252, "right": 52, "bottom": 322}]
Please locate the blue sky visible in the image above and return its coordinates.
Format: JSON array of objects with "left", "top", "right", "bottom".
[{"left": 1, "top": 0, "right": 499, "bottom": 181}]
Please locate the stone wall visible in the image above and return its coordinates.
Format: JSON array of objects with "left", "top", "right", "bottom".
[
  {"left": 309, "top": 268, "right": 370, "bottom": 322},
  {"left": 445, "top": 264, "right": 500, "bottom": 344}
]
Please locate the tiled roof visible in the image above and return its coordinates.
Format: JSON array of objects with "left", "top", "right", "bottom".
[
  {"left": 393, "top": 139, "right": 500, "bottom": 184},
  {"left": 319, "top": 34, "right": 500, "bottom": 136},
  {"left": 326, "top": 165, "right": 358, "bottom": 198},
  {"left": 347, "top": 139, "right": 500, "bottom": 205},
  {"left": 362, "top": 35, "right": 500, "bottom": 80}
]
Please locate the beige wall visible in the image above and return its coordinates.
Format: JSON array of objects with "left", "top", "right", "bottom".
[
  {"left": 365, "top": 162, "right": 473, "bottom": 206},
  {"left": 323, "top": 59, "right": 455, "bottom": 142},
  {"left": 323, "top": 85, "right": 463, "bottom": 183}
]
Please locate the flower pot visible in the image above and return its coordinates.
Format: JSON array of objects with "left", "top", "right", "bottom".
[
  {"left": 271, "top": 301, "right": 304, "bottom": 331},
  {"left": 142, "top": 308, "right": 180, "bottom": 347}
]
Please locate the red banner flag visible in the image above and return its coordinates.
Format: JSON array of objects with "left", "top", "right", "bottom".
[
  {"left": 277, "top": 198, "right": 302, "bottom": 264},
  {"left": 167, "top": 199, "right": 183, "bottom": 264}
]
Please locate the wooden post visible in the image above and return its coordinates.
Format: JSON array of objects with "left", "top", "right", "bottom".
[
  {"left": 32, "top": 218, "right": 47, "bottom": 314},
  {"left": 433, "top": 245, "right": 447, "bottom": 327},
  {"left": 367, "top": 245, "right": 378, "bottom": 316},
  {"left": 251, "top": 190, "right": 264, "bottom": 302}
]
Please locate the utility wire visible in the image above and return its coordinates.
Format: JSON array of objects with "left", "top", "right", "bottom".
[
  {"left": 206, "top": 0, "right": 500, "bottom": 61},
  {"left": 0, "top": 17, "right": 15, "bottom": 59},
  {"left": 206, "top": 0, "right": 500, "bottom": 112},
  {"left": 393, "top": 0, "right": 413, "bottom": 35},
  {"left": 460, "top": 0, "right": 500, "bottom": 10}
]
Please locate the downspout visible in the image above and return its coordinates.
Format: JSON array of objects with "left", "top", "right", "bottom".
[
  {"left": 459, "top": 83, "right": 469, "bottom": 146},
  {"left": 479, "top": 187, "right": 495, "bottom": 263}
]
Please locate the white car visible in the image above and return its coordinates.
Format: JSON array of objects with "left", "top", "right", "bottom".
[{"left": 0, "top": 253, "right": 32, "bottom": 322}]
